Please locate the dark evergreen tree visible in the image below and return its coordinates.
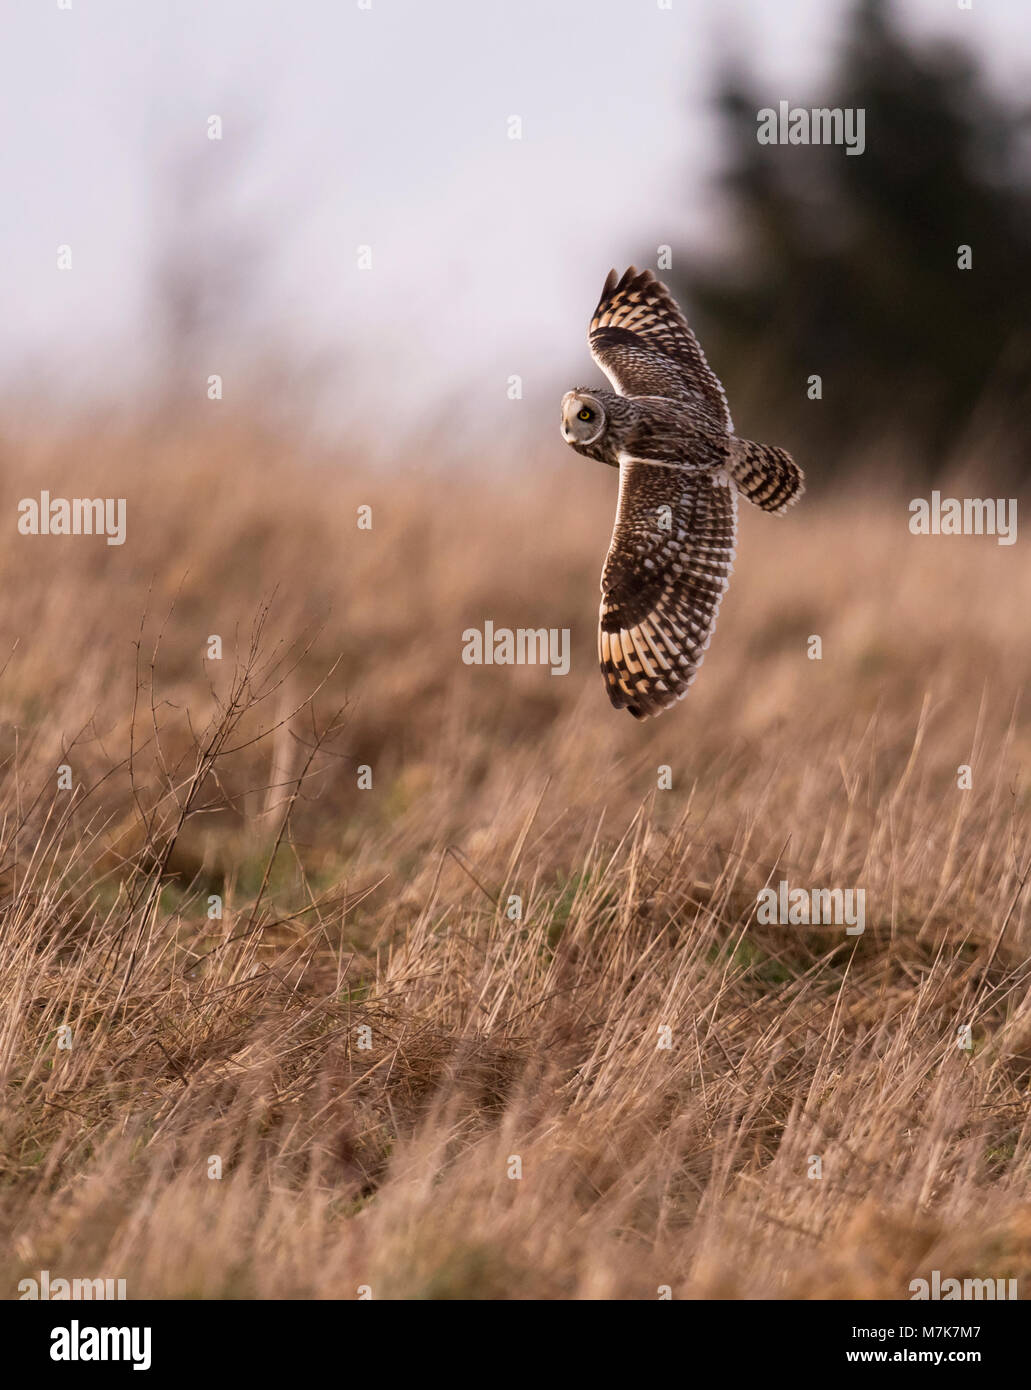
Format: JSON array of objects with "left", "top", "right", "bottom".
[{"left": 681, "top": 0, "right": 1031, "bottom": 478}]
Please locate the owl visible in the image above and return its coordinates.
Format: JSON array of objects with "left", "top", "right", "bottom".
[{"left": 561, "top": 266, "right": 803, "bottom": 719}]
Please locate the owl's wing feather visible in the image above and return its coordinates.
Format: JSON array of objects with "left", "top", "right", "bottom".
[
  {"left": 599, "top": 457, "right": 737, "bottom": 719},
  {"left": 589, "top": 266, "right": 732, "bottom": 433}
]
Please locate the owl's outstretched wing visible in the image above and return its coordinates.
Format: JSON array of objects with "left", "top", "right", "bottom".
[
  {"left": 589, "top": 266, "right": 732, "bottom": 434},
  {"left": 599, "top": 459, "right": 737, "bottom": 719}
]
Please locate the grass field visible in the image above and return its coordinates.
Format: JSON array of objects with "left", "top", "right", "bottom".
[{"left": 2, "top": 409, "right": 1030, "bottom": 1299}]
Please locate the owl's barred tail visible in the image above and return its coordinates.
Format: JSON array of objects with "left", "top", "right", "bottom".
[{"left": 728, "top": 440, "right": 804, "bottom": 514}]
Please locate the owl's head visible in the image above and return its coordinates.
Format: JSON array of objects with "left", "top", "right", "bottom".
[{"left": 561, "top": 390, "right": 606, "bottom": 446}]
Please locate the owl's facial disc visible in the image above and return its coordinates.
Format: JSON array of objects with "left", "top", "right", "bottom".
[{"left": 561, "top": 392, "right": 605, "bottom": 446}]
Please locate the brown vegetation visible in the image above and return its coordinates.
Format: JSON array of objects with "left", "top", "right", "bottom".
[{"left": 2, "top": 411, "right": 1030, "bottom": 1298}]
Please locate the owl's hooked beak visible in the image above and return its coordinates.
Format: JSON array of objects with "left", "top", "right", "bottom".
[
  {"left": 560, "top": 393, "right": 574, "bottom": 441},
  {"left": 560, "top": 392, "right": 587, "bottom": 444}
]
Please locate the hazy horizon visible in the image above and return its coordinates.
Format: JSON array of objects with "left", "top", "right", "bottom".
[{"left": 2, "top": 0, "right": 1028, "bottom": 434}]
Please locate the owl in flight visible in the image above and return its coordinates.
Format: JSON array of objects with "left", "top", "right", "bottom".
[{"left": 561, "top": 266, "right": 803, "bottom": 719}]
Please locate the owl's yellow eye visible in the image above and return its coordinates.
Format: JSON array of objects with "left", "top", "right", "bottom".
[{"left": 578, "top": 408, "right": 593, "bottom": 421}]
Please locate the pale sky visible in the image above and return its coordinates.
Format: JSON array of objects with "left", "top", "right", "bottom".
[{"left": 1, "top": 0, "right": 1027, "bottom": 433}]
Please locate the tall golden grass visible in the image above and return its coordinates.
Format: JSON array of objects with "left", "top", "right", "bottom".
[{"left": 2, "top": 409, "right": 1030, "bottom": 1298}]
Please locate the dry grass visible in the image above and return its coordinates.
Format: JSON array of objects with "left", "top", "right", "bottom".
[{"left": 2, "top": 408, "right": 1031, "bottom": 1299}]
